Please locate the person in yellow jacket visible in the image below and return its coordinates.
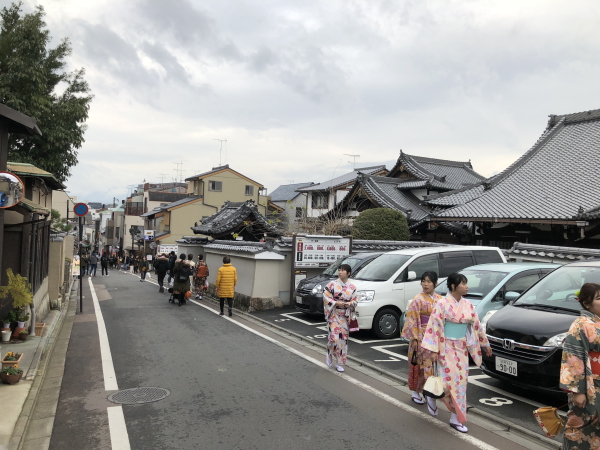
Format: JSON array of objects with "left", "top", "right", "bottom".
[{"left": 215, "top": 256, "right": 237, "bottom": 316}]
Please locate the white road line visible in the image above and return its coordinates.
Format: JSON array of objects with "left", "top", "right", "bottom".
[
  {"left": 107, "top": 406, "right": 132, "bottom": 450},
  {"left": 89, "top": 278, "right": 119, "bottom": 391},
  {"left": 468, "top": 375, "right": 567, "bottom": 416},
  {"left": 189, "top": 299, "right": 498, "bottom": 450},
  {"left": 279, "top": 312, "right": 326, "bottom": 326},
  {"left": 371, "top": 344, "right": 409, "bottom": 361}
]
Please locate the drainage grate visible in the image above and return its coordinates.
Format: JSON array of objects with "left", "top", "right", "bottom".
[{"left": 108, "top": 387, "right": 171, "bottom": 405}]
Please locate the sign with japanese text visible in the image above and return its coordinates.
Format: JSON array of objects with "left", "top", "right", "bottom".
[{"left": 293, "top": 235, "right": 352, "bottom": 268}]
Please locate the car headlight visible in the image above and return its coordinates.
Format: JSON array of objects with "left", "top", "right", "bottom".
[
  {"left": 480, "top": 310, "right": 497, "bottom": 333},
  {"left": 357, "top": 290, "right": 375, "bottom": 303},
  {"left": 311, "top": 284, "right": 323, "bottom": 295},
  {"left": 543, "top": 332, "right": 568, "bottom": 348}
]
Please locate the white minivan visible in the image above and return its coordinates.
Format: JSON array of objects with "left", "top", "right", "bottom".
[{"left": 352, "top": 246, "right": 506, "bottom": 339}]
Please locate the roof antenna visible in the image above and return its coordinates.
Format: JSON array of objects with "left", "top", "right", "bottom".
[
  {"left": 214, "top": 139, "right": 227, "bottom": 166},
  {"left": 344, "top": 154, "right": 360, "bottom": 169}
]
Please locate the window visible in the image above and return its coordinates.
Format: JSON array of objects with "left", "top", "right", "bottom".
[
  {"left": 311, "top": 193, "right": 328, "bottom": 209},
  {"left": 439, "top": 251, "right": 474, "bottom": 277},
  {"left": 493, "top": 272, "right": 541, "bottom": 302},
  {"left": 472, "top": 250, "right": 503, "bottom": 265},
  {"left": 397, "top": 256, "right": 440, "bottom": 283},
  {"left": 295, "top": 207, "right": 304, "bottom": 218},
  {"left": 208, "top": 181, "right": 222, "bottom": 191},
  {"left": 245, "top": 185, "right": 254, "bottom": 196},
  {"left": 354, "top": 254, "right": 412, "bottom": 282}
]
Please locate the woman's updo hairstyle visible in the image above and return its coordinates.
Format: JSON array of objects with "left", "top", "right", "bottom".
[
  {"left": 421, "top": 271, "right": 438, "bottom": 286},
  {"left": 578, "top": 283, "right": 600, "bottom": 310},
  {"left": 447, "top": 272, "right": 468, "bottom": 291}
]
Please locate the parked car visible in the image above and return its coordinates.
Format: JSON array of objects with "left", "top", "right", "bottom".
[
  {"left": 294, "top": 252, "right": 383, "bottom": 315},
  {"left": 481, "top": 260, "right": 600, "bottom": 393},
  {"left": 352, "top": 246, "right": 506, "bottom": 339},
  {"left": 399, "top": 262, "right": 559, "bottom": 333}
]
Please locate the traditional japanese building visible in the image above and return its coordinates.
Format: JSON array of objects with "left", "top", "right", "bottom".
[{"left": 425, "top": 108, "right": 600, "bottom": 248}]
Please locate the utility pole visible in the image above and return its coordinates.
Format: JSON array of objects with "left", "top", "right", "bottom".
[
  {"left": 213, "top": 139, "right": 227, "bottom": 166},
  {"left": 344, "top": 154, "right": 360, "bottom": 170}
]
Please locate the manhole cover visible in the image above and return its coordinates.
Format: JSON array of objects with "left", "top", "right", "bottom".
[{"left": 108, "top": 387, "right": 171, "bottom": 404}]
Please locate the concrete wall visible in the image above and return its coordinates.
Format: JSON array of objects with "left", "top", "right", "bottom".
[{"left": 33, "top": 278, "right": 50, "bottom": 322}]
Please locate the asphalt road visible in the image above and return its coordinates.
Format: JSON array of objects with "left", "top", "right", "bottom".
[
  {"left": 248, "top": 306, "right": 566, "bottom": 440},
  {"left": 49, "top": 270, "right": 548, "bottom": 449}
]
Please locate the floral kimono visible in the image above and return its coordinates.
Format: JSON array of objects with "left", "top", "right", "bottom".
[
  {"left": 560, "top": 310, "right": 600, "bottom": 450},
  {"left": 323, "top": 278, "right": 358, "bottom": 366},
  {"left": 422, "top": 294, "right": 489, "bottom": 423},
  {"left": 401, "top": 292, "right": 444, "bottom": 392}
]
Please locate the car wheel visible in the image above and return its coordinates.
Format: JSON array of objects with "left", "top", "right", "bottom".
[{"left": 373, "top": 308, "right": 400, "bottom": 339}]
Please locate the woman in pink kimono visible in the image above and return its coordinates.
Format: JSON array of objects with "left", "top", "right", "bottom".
[
  {"left": 323, "top": 263, "right": 358, "bottom": 373},
  {"left": 401, "top": 271, "right": 443, "bottom": 406},
  {"left": 422, "top": 273, "right": 492, "bottom": 433}
]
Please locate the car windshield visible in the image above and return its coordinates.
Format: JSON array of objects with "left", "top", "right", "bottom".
[
  {"left": 514, "top": 265, "right": 600, "bottom": 311},
  {"left": 322, "top": 256, "right": 363, "bottom": 276},
  {"left": 435, "top": 269, "right": 509, "bottom": 298},
  {"left": 354, "top": 254, "right": 412, "bottom": 282}
]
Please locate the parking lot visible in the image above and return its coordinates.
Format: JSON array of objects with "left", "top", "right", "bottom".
[{"left": 250, "top": 306, "right": 566, "bottom": 442}]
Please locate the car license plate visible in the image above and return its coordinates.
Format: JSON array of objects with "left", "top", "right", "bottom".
[
  {"left": 296, "top": 296, "right": 303, "bottom": 304},
  {"left": 495, "top": 356, "right": 517, "bottom": 376}
]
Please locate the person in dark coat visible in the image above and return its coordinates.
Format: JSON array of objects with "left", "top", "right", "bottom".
[
  {"left": 101, "top": 252, "right": 109, "bottom": 276},
  {"left": 154, "top": 253, "right": 170, "bottom": 293},
  {"left": 139, "top": 257, "right": 149, "bottom": 281},
  {"left": 167, "top": 251, "right": 177, "bottom": 283},
  {"left": 172, "top": 253, "right": 191, "bottom": 306}
]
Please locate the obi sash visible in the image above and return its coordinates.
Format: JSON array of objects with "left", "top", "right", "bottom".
[
  {"left": 444, "top": 321, "right": 468, "bottom": 339},
  {"left": 420, "top": 315, "right": 430, "bottom": 327},
  {"left": 590, "top": 351, "right": 600, "bottom": 375}
]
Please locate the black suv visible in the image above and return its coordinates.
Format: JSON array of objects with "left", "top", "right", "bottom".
[
  {"left": 481, "top": 260, "right": 600, "bottom": 393},
  {"left": 294, "top": 252, "right": 382, "bottom": 316}
]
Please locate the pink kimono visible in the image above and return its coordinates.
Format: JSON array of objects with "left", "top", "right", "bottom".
[
  {"left": 323, "top": 278, "right": 358, "bottom": 366},
  {"left": 421, "top": 294, "right": 490, "bottom": 423}
]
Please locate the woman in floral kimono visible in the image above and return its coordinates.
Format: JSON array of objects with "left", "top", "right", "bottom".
[
  {"left": 323, "top": 263, "right": 358, "bottom": 373},
  {"left": 560, "top": 283, "right": 600, "bottom": 450},
  {"left": 422, "top": 273, "right": 492, "bottom": 433},
  {"left": 401, "top": 271, "right": 443, "bottom": 406}
]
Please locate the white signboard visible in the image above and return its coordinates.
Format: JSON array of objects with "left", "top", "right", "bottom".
[
  {"left": 158, "top": 244, "right": 178, "bottom": 255},
  {"left": 294, "top": 235, "right": 351, "bottom": 268}
]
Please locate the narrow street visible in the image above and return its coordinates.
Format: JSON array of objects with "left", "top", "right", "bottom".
[{"left": 34, "top": 270, "right": 551, "bottom": 450}]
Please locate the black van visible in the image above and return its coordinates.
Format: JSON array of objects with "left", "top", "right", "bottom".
[
  {"left": 481, "top": 260, "right": 600, "bottom": 393},
  {"left": 294, "top": 252, "right": 382, "bottom": 316}
]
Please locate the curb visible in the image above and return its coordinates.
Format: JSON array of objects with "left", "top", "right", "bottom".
[
  {"left": 204, "top": 296, "right": 561, "bottom": 449},
  {"left": 9, "top": 279, "right": 76, "bottom": 450}
]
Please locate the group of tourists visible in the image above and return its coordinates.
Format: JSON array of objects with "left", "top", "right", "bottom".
[{"left": 323, "top": 267, "right": 492, "bottom": 434}]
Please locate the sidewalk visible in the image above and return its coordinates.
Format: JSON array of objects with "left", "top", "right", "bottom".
[{"left": 0, "top": 280, "right": 74, "bottom": 450}]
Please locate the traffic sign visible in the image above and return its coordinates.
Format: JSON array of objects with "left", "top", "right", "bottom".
[{"left": 73, "top": 203, "right": 89, "bottom": 217}]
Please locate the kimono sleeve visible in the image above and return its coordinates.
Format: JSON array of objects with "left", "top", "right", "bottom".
[
  {"left": 472, "top": 311, "right": 490, "bottom": 348},
  {"left": 323, "top": 281, "right": 336, "bottom": 319},
  {"left": 401, "top": 294, "right": 422, "bottom": 341},
  {"left": 421, "top": 299, "right": 445, "bottom": 353},
  {"left": 347, "top": 287, "right": 358, "bottom": 310},
  {"left": 560, "top": 318, "right": 591, "bottom": 395}
]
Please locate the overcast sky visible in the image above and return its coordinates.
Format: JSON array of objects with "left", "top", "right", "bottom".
[{"left": 19, "top": 0, "right": 600, "bottom": 204}]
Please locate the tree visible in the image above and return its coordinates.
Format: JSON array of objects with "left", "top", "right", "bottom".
[
  {"left": 0, "top": 2, "right": 92, "bottom": 183},
  {"left": 352, "top": 208, "right": 410, "bottom": 241},
  {"left": 51, "top": 209, "right": 72, "bottom": 232}
]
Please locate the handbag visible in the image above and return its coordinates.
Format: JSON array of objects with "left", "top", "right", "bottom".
[
  {"left": 410, "top": 348, "right": 419, "bottom": 366},
  {"left": 348, "top": 311, "right": 359, "bottom": 332},
  {"left": 533, "top": 404, "right": 566, "bottom": 438},
  {"left": 423, "top": 362, "right": 445, "bottom": 399},
  {"left": 184, "top": 290, "right": 192, "bottom": 299}
]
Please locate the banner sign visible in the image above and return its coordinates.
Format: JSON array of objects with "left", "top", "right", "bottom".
[{"left": 293, "top": 235, "right": 351, "bottom": 268}]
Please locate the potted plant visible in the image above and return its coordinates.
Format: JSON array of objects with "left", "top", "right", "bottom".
[
  {"left": 0, "top": 269, "right": 33, "bottom": 338},
  {"left": 1, "top": 352, "right": 23, "bottom": 369},
  {"left": 19, "top": 330, "right": 28, "bottom": 341},
  {"left": 17, "top": 311, "right": 29, "bottom": 328},
  {"left": 0, "top": 365, "right": 23, "bottom": 384}
]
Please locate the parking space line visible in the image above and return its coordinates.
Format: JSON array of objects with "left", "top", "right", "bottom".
[
  {"left": 371, "top": 344, "right": 408, "bottom": 361},
  {"left": 468, "top": 375, "right": 566, "bottom": 415},
  {"left": 279, "top": 312, "right": 326, "bottom": 326}
]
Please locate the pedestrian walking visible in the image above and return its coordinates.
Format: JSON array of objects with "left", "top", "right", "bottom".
[
  {"left": 172, "top": 253, "right": 192, "bottom": 306},
  {"left": 133, "top": 256, "right": 140, "bottom": 274},
  {"left": 187, "top": 254, "right": 196, "bottom": 283},
  {"left": 215, "top": 256, "right": 237, "bottom": 317},
  {"left": 100, "top": 252, "right": 109, "bottom": 276},
  {"left": 154, "top": 253, "right": 169, "bottom": 293},
  {"left": 89, "top": 252, "right": 98, "bottom": 277},
  {"left": 194, "top": 255, "right": 209, "bottom": 300},
  {"left": 139, "top": 257, "right": 149, "bottom": 281},
  {"left": 560, "top": 283, "right": 600, "bottom": 450},
  {"left": 80, "top": 253, "right": 89, "bottom": 276},
  {"left": 422, "top": 273, "right": 492, "bottom": 433},
  {"left": 167, "top": 251, "right": 177, "bottom": 284},
  {"left": 323, "top": 263, "right": 357, "bottom": 373},
  {"left": 401, "top": 271, "right": 443, "bottom": 406}
]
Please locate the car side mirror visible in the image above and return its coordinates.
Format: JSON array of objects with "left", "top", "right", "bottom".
[
  {"left": 503, "top": 291, "right": 520, "bottom": 305},
  {"left": 407, "top": 271, "right": 417, "bottom": 281}
]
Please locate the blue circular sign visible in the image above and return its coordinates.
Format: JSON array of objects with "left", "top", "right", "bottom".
[{"left": 73, "top": 203, "right": 89, "bottom": 217}]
